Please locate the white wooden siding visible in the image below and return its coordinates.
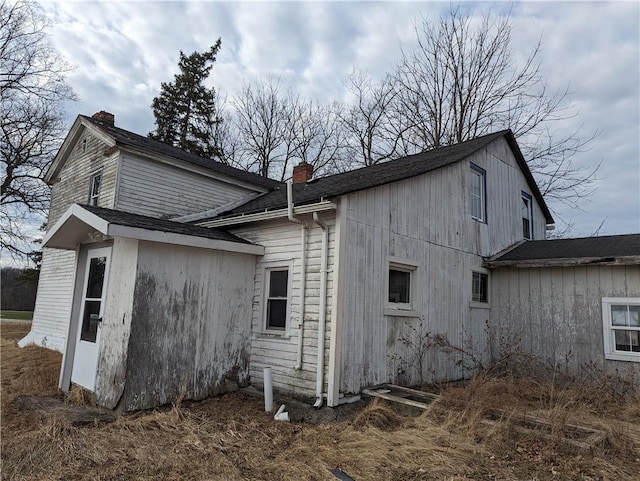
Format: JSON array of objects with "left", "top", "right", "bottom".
[
  {"left": 115, "top": 154, "right": 255, "bottom": 218},
  {"left": 24, "top": 248, "right": 76, "bottom": 351},
  {"left": 490, "top": 265, "right": 640, "bottom": 379},
  {"left": 338, "top": 139, "right": 544, "bottom": 394},
  {"left": 48, "top": 130, "right": 118, "bottom": 225},
  {"left": 231, "top": 216, "right": 336, "bottom": 399}
]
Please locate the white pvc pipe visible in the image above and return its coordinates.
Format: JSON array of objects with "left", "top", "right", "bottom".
[
  {"left": 312, "top": 212, "right": 329, "bottom": 408},
  {"left": 263, "top": 367, "right": 273, "bottom": 412}
]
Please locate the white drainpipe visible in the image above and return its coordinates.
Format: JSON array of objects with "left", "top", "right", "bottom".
[
  {"left": 286, "top": 181, "right": 307, "bottom": 371},
  {"left": 312, "top": 211, "right": 329, "bottom": 408}
]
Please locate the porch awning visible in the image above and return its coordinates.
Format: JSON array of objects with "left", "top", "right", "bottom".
[{"left": 43, "top": 204, "right": 264, "bottom": 256}]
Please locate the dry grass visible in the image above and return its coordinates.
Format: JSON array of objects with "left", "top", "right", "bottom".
[{"left": 2, "top": 323, "right": 639, "bottom": 480}]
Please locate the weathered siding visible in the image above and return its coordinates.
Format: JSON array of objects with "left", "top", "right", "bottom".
[
  {"left": 231, "top": 216, "right": 336, "bottom": 400},
  {"left": 21, "top": 248, "right": 76, "bottom": 351},
  {"left": 115, "top": 154, "right": 256, "bottom": 218},
  {"left": 338, "top": 138, "right": 547, "bottom": 394},
  {"left": 120, "top": 242, "right": 256, "bottom": 411},
  {"left": 490, "top": 265, "right": 640, "bottom": 380},
  {"left": 48, "top": 130, "right": 118, "bottom": 225},
  {"left": 94, "top": 238, "right": 139, "bottom": 409}
]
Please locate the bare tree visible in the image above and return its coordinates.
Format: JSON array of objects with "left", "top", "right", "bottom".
[
  {"left": 389, "top": 7, "right": 597, "bottom": 209},
  {"left": 232, "top": 79, "right": 343, "bottom": 180},
  {"left": 337, "top": 69, "right": 404, "bottom": 167},
  {"left": 1, "top": 0, "right": 75, "bottom": 261}
]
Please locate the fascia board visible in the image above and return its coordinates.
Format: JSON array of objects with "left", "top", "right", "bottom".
[
  {"left": 198, "top": 201, "right": 337, "bottom": 228},
  {"left": 43, "top": 204, "right": 110, "bottom": 246},
  {"left": 106, "top": 224, "right": 264, "bottom": 256}
]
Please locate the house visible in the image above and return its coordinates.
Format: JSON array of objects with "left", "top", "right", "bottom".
[{"left": 22, "top": 112, "right": 639, "bottom": 411}]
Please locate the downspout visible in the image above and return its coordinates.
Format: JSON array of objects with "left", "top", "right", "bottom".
[
  {"left": 312, "top": 211, "right": 328, "bottom": 408},
  {"left": 286, "top": 180, "right": 307, "bottom": 371}
]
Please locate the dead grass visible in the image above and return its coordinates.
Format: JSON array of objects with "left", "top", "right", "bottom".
[{"left": 2, "top": 323, "right": 640, "bottom": 481}]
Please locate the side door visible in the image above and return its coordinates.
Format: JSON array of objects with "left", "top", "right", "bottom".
[{"left": 71, "top": 246, "right": 111, "bottom": 391}]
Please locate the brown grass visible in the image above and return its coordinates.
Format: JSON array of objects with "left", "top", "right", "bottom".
[{"left": 2, "top": 323, "right": 640, "bottom": 480}]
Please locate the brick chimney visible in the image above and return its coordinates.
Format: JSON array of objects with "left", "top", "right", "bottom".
[
  {"left": 91, "top": 111, "right": 115, "bottom": 126},
  {"left": 292, "top": 162, "right": 314, "bottom": 184}
]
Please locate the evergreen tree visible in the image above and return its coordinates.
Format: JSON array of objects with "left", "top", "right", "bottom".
[{"left": 149, "top": 39, "right": 222, "bottom": 158}]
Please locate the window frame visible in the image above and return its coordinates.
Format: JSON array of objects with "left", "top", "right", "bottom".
[
  {"left": 470, "top": 270, "right": 490, "bottom": 307},
  {"left": 88, "top": 170, "right": 103, "bottom": 207},
  {"left": 601, "top": 297, "right": 640, "bottom": 362},
  {"left": 521, "top": 191, "right": 533, "bottom": 240},
  {"left": 384, "top": 257, "right": 419, "bottom": 317},
  {"left": 470, "top": 163, "right": 487, "bottom": 223},
  {"left": 262, "top": 261, "right": 293, "bottom": 335}
]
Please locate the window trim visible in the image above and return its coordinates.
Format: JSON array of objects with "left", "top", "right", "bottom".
[
  {"left": 470, "top": 163, "right": 487, "bottom": 223},
  {"left": 602, "top": 297, "right": 640, "bottom": 362},
  {"left": 261, "top": 260, "right": 293, "bottom": 335},
  {"left": 521, "top": 191, "right": 533, "bottom": 240},
  {"left": 470, "top": 270, "right": 490, "bottom": 308},
  {"left": 384, "top": 257, "right": 419, "bottom": 317},
  {"left": 88, "top": 170, "right": 103, "bottom": 207}
]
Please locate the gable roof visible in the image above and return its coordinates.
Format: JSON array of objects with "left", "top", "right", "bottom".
[
  {"left": 485, "top": 234, "right": 640, "bottom": 267},
  {"left": 45, "top": 114, "right": 280, "bottom": 190},
  {"left": 43, "top": 204, "right": 263, "bottom": 256},
  {"left": 211, "top": 130, "right": 554, "bottom": 224}
]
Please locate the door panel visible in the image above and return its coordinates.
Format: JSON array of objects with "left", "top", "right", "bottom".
[{"left": 72, "top": 247, "right": 111, "bottom": 391}]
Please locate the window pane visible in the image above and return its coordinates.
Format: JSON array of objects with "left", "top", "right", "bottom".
[
  {"left": 629, "top": 306, "right": 640, "bottom": 327},
  {"left": 472, "top": 272, "right": 488, "bottom": 303},
  {"left": 267, "top": 299, "right": 287, "bottom": 330},
  {"left": 268, "top": 270, "right": 288, "bottom": 297},
  {"left": 389, "top": 269, "right": 410, "bottom": 303},
  {"left": 86, "top": 257, "right": 106, "bottom": 299},
  {"left": 611, "top": 305, "right": 628, "bottom": 326},
  {"left": 631, "top": 331, "right": 640, "bottom": 352},
  {"left": 80, "top": 300, "right": 101, "bottom": 342}
]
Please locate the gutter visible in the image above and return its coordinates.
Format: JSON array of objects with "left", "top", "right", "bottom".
[
  {"left": 285, "top": 181, "right": 308, "bottom": 371},
  {"left": 312, "top": 211, "right": 329, "bottom": 408},
  {"left": 197, "top": 201, "right": 336, "bottom": 228}
]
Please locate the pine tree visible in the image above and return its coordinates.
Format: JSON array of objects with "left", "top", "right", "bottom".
[{"left": 149, "top": 39, "right": 222, "bottom": 158}]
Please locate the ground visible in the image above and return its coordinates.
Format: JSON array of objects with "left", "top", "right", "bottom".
[{"left": 2, "top": 322, "right": 639, "bottom": 481}]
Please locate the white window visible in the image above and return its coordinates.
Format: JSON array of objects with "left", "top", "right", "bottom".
[
  {"left": 470, "top": 164, "right": 486, "bottom": 222},
  {"left": 471, "top": 271, "right": 489, "bottom": 303},
  {"left": 88, "top": 171, "right": 102, "bottom": 207},
  {"left": 385, "top": 259, "right": 418, "bottom": 317},
  {"left": 521, "top": 192, "right": 533, "bottom": 240},
  {"left": 263, "top": 264, "right": 291, "bottom": 333},
  {"left": 602, "top": 298, "right": 640, "bottom": 362}
]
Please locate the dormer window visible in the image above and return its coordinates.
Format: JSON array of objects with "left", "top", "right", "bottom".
[
  {"left": 89, "top": 171, "right": 102, "bottom": 206},
  {"left": 81, "top": 138, "right": 88, "bottom": 153},
  {"left": 521, "top": 192, "right": 533, "bottom": 240}
]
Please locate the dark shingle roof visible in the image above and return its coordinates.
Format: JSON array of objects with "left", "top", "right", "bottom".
[
  {"left": 490, "top": 234, "right": 640, "bottom": 264},
  {"left": 82, "top": 116, "right": 280, "bottom": 189},
  {"left": 81, "top": 204, "right": 252, "bottom": 245},
  {"left": 214, "top": 130, "right": 553, "bottom": 223}
]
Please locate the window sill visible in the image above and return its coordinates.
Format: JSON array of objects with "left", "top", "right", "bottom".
[
  {"left": 469, "top": 302, "right": 490, "bottom": 310},
  {"left": 604, "top": 352, "right": 640, "bottom": 363},
  {"left": 384, "top": 307, "right": 421, "bottom": 318},
  {"left": 255, "top": 331, "right": 290, "bottom": 340}
]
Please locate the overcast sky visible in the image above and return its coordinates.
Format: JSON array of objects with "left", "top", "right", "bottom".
[{"left": 41, "top": 0, "right": 640, "bottom": 237}]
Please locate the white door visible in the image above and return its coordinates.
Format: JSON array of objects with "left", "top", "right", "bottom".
[{"left": 71, "top": 247, "right": 111, "bottom": 391}]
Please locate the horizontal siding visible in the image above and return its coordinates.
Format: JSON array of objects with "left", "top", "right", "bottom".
[
  {"left": 28, "top": 248, "right": 76, "bottom": 350},
  {"left": 231, "top": 216, "right": 336, "bottom": 399},
  {"left": 115, "top": 154, "right": 255, "bottom": 218},
  {"left": 490, "top": 265, "right": 640, "bottom": 380},
  {"left": 49, "top": 131, "right": 118, "bottom": 225}
]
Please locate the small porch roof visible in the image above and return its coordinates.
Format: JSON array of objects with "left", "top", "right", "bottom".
[{"left": 43, "top": 204, "right": 264, "bottom": 256}]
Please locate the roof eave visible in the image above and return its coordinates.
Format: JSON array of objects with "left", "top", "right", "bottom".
[{"left": 484, "top": 255, "right": 640, "bottom": 269}]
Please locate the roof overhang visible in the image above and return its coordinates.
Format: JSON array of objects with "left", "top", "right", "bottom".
[
  {"left": 484, "top": 256, "right": 640, "bottom": 269},
  {"left": 43, "top": 204, "right": 264, "bottom": 256}
]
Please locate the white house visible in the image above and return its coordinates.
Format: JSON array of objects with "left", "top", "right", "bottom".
[{"left": 22, "top": 112, "right": 640, "bottom": 411}]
